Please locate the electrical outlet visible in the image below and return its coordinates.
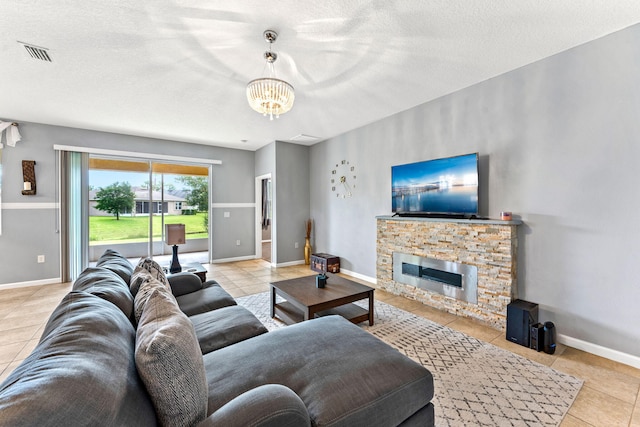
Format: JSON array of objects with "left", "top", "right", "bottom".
[
  {"left": 37, "top": 255, "right": 45, "bottom": 263},
  {"left": 236, "top": 240, "right": 241, "bottom": 246},
  {"left": 224, "top": 212, "right": 230, "bottom": 218},
  {"left": 294, "top": 242, "right": 299, "bottom": 248}
]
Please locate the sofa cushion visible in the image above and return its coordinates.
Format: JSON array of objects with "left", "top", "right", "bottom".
[
  {"left": 399, "top": 402, "right": 435, "bottom": 426},
  {"left": 95, "top": 249, "right": 134, "bottom": 284},
  {"left": 72, "top": 267, "right": 134, "bottom": 319},
  {"left": 190, "top": 305, "right": 268, "bottom": 354},
  {"left": 0, "top": 291, "right": 157, "bottom": 426},
  {"left": 203, "top": 316, "right": 434, "bottom": 427},
  {"left": 135, "top": 280, "right": 208, "bottom": 427},
  {"left": 175, "top": 282, "right": 237, "bottom": 316}
]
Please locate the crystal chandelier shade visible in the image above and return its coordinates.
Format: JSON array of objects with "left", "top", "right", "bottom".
[
  {"left": 247, "top": 77, "right": 295, "bottom": 120},
  {"left": 246, "top": 30, "right": 295, "bottom": 120}
]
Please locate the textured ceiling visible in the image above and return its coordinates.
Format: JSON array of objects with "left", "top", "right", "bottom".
[{"left": 1, "top": 1, "right": 640, "bottom": 151}]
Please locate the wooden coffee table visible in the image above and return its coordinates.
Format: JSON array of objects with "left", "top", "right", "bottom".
[{"left": 270, "top": 275, "right": 374, "bottom": 326}]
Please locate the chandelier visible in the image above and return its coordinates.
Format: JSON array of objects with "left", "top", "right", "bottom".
[{"left": 246, "top": 30, "right": 295, "bottom": 120}]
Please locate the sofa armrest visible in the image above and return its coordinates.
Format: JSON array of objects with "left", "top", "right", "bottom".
[
  {"left": 198, "top": 384, "right": 309, "bottom": 427},
  {"left": 167, "top": 272, "right": 203, "bottom": 296}
]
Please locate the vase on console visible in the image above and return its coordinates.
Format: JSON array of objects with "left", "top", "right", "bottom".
[
  {"left": 304, "top": 238, "right": 312, "bottom": 265},
  {"left": 304, "top": 219, "right": 312, "bottom": 265}
]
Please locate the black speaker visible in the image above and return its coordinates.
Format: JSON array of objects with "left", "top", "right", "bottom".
[
  {"left": 543, "top": 321, "right": 556, "bottom": 354},
  {"left": 530, "top": 323, "right": 545, "bottom": 352},
  {"left": 506, "top": 299, "right": 538, "bottom": 347}
]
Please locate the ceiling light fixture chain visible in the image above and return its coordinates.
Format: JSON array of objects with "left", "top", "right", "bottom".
[
  {"left": 246, "top": 29, "right": 295, "bottom": 120},
  {"left": 263, "top": 31, "right": 278, "bottom": 78}
]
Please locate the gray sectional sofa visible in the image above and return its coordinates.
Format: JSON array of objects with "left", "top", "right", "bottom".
[{"left": 0, "top": 249, "right": 435, "bottom": 426}]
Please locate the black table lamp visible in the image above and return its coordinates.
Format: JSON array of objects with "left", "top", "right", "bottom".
[{"left": 166, "top": 224, "right": 186, "bottom": 273}]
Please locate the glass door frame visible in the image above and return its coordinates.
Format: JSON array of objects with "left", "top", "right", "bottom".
[{"left": 55, "top": 144, "right": 220, "bottom": 279}]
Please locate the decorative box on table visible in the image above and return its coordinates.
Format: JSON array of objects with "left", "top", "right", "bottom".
[{"left": 311, "top": 253, "right": 340, "bottom": 273}]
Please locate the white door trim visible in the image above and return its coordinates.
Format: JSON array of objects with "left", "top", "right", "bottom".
[{"left": 255, "top": 173, "right": 272, "bottom": 263}]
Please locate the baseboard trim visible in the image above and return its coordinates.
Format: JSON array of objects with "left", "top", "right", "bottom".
[
  {"left": 0, "top": 277, "right": 62, "bottom": 291},
  {"left": 339, "top": 269, "right": 376, "bottom": 285},
  {"left": 275, "top": 260, "right": 306, "bottom": 268},
  {"left": 557, "top": 333, "right": 640, "bottom": 370},
  {"left": 210, "top": 255, "right": 256, "bottom": 264},
  {"left": 211, "top": 203, "right": 255, "bottom": 208}
]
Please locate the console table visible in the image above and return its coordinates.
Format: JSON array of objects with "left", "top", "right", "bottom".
[{"left": 165, "top": 262, "right": 207, "bottom": 283}]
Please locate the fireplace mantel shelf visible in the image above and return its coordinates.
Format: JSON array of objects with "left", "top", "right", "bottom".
[{"left": 376, "top": 215, "right": 522, "bottom": 226}]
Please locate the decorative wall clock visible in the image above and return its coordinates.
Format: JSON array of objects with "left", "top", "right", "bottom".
[{"left": 330, "top": 160, "right": 356, "bottom": 198}]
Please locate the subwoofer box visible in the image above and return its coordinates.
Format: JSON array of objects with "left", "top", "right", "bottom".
[{"left": 506, "top": 299, "right": 538, "bottom": 347}]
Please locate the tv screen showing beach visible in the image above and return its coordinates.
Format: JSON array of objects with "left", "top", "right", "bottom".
[{"left": 392, "top": 153, "right": 478, "bottom": 214}]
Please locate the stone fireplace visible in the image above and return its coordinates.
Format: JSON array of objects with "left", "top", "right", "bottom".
[{"left": 377, "top": 216, "right": 520, "bottom": 330}]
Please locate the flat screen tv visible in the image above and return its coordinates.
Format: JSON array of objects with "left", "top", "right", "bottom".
[{"left": 392, "top": 152, "right": 479, "bottom": 217}]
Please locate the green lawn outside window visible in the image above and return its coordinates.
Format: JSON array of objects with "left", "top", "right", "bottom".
[{"left": 89, "top": 214, "right": 208, "bottom": 244}]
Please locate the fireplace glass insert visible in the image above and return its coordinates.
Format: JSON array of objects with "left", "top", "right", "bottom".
[{"left": 393, "top": 252, "right": 478, "bottom": 304}]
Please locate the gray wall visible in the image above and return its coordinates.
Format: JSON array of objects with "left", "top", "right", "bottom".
[
  {"left": 0, "top": 122, "right": 256, "bottom": 285},
  {"left": 275, "top": 141, "right": 310, "bottom": 264},
  {"left": 255, "top": 142, "right": 275, "bottom": 177},
  {"left": 310, "top": 24, "right": 640, "bottom": 357},
  {"left": 210, "top": 145, "right": 256, "bottom": 260},
  {"left": 255, "top": 140, "right": 310, "bottom": 264}
]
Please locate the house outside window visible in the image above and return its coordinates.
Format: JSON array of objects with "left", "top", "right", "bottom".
[{"left": 175, "top": 202, "right": 182, "bottom": 210}]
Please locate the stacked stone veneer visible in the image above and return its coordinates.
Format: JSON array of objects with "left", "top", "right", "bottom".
[{"left": 376, "top": 217, "right": 519, "bottom": 330}]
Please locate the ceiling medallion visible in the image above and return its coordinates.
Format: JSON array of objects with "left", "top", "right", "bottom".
[{"left": 246, "top": 30, "right": 295, "bottom": 120}]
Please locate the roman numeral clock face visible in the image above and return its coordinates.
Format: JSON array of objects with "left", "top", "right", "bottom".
[{"left": 331, "top": 160, "right": 356, "bottom": 198}]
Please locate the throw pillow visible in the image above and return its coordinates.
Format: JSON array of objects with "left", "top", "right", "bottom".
[
  {"left": 132, "top": 274, "right": 177, "bottom": 324},
  {"left": 130, "top": 266, "right": 153, "bottom": 298},
  {"left": 137, "top": 257, "right": 170, "bottom": 288},
  {"left": 134, "top": 285, "right": 208, "bottom": 427}
]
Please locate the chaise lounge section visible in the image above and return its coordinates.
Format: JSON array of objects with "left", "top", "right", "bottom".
[{"left": 0, "top": 249, "right": 435, "bottom": 426}]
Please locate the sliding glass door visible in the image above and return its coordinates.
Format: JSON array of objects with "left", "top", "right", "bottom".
[
  {"left": 88, "top": 157, "right": 151, "bottom": 262},
  {"left": 150, "top": 163, "right": 210, "bottom": 265},
  {"left": 88, "top": 155, "right": 210, "bottom": 265}
]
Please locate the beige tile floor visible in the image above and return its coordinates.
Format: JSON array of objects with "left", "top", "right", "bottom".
[{"left": 1, "top": 258, "right": 639, "bottom": 426}]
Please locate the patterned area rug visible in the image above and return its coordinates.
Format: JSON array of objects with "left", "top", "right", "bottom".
[{"left": 236, "top": 292, "right": 583, "bottom": 427}]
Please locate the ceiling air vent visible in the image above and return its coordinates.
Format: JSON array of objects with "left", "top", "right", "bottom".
[
  {"left": 18, "top": 41, "right": 52, "bottom": 62},
  {"left": 289, "top": 134, "right": 320, "bottom": 143}
]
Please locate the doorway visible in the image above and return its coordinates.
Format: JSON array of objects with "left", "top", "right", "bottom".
[{"left": 255, "top": 174, "right": 272, "bottom": 263}]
